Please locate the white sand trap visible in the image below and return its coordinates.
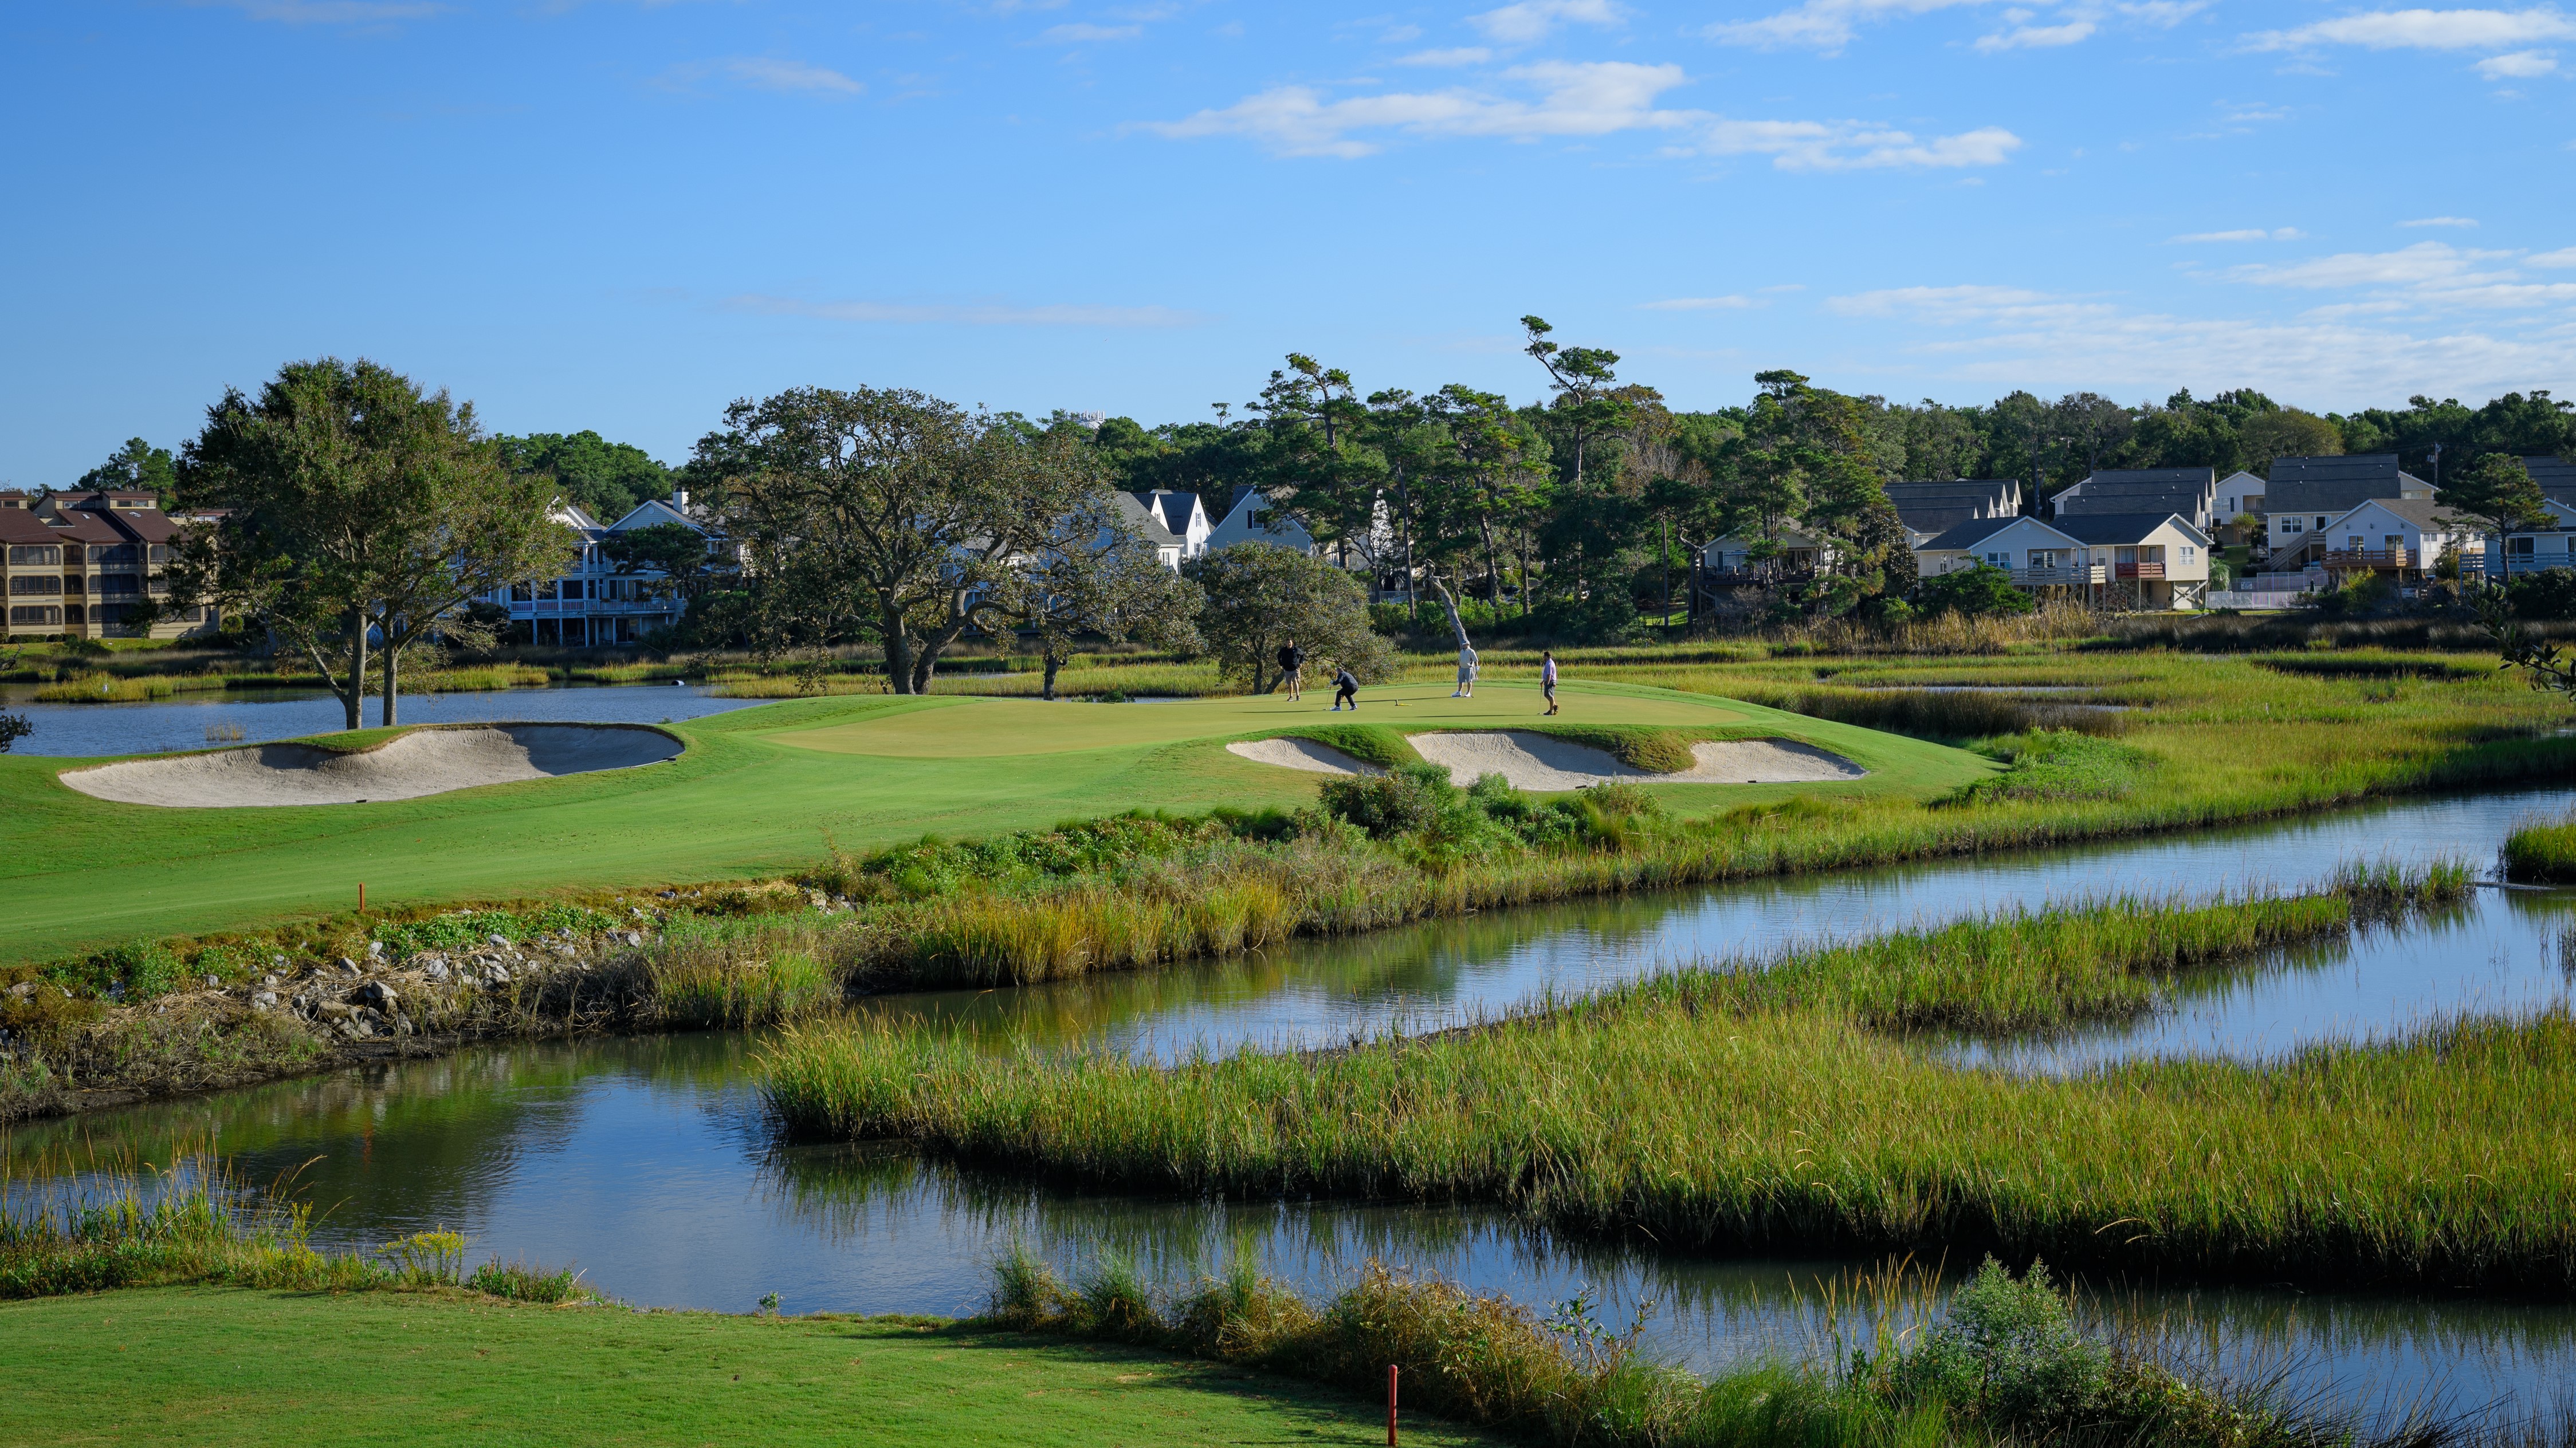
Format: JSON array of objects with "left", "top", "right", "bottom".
[
  {"left": 1407, "top": 731, "right": 1864, "bottom": 791},
  {"left": 1226, "top": 737, "right": 1383, "bottom": 776},
  {"left": 61, "top": 723, "right": 683, "bottom": 809}
]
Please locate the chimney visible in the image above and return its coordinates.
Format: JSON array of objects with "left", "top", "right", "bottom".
[{"left": 674, "top": 488, "right": 689, "bottom": 510}]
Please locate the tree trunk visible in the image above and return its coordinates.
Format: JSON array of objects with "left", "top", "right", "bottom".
[
  {"left": 1042, "top": 650, "right": 1063, "bottom": 701},
  {"left": 1477, "top": 516, "right": 1503, "bottom": 609},
  {"left": 343, "top": 605, "right": 368, "bottom": 731},
  {"left": 382, "top": 640, "right": 399, "bottom": 726},
  {"left": 882, "top": 611, "right": 917, "bottom": 695},
  {"left": 1426, "top": 572, "right": 1470, "bottom": 651}
]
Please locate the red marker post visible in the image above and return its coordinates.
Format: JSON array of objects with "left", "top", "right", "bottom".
[{"left": 1387, "top": 1363, "right": 1399, "bottom": 1446}]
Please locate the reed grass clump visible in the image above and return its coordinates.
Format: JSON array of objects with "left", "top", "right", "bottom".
[
  {"left": 760, "top": 871, "right": 2558, "bottom": 1294},
  {"left": 975, "top": 1250, "right": 2390, "bottom": 1448},
  {"left": 2503, "top": 812, "right": 2576, "bottom": 884}
]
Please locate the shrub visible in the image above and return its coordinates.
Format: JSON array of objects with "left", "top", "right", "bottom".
[
  {"left": 2509, "top": 567, "right": 2576, "bottom": 621},
  {"left": 1939, "top": 730, "right": 2152, "bottom": 806},
  {"left": 1318, "top": 770, "right": 1440, "bottom": 837},
  {"left": 464, "top": 1258, "right": 590, "bottom": 1303},
  {"left": 1914, "top": 565, "right": 2036, "bottom": 619},
  {"left": 1883, "top": 1258, "right": 2107, "bottom": 1428}
]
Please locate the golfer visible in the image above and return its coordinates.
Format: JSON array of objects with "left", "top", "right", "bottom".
[
  {"left": 1452, "top": 642, "right": 1479, "bottom": 698},
  {"left": 1540, "top": 651, "right": 1560, "bottom": 715},
  {"left": 1277, "top": 638, "right": 1306, "bottom": 701},
  {"left": 1330, "top": 663, "right": 1361, "bottom": 711}
]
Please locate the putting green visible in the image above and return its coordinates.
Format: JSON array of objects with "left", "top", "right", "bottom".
[
  {"left": 0, "top": 682, "right": 1993, "bottom": 963},
  {"left": 774, "top": 685, "right": 1756, "bottom": 759}
]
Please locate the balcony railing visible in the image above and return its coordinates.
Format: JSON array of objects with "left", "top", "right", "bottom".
[
  {"left": 1701, "top": 565, "right": 1816, "bottom": 588},
  {"left": 2114, "top": 562, "right": 2166, "bottom": 579},
  {"left": 2008, "top": 565, "right": 2105, "bottom": 587},
  {"left": 2501, "top": 553, "right": 2576, "bottom": 576},
  {"left": 2322, "top": 549, "right": 2414, "bottom": 569}
]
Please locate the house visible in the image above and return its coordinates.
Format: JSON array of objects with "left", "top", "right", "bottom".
[
  {"left": 2520, "top": 456, "right": 2576, "bottom": 505},
  {"left": 1883, "top": 479, "right": 2022, "bottom": 543},
  {"left": 1, "top": 489, "right": 219, "bottom": 640},
  {"left": 2262, "top": 454, "right": 2432, "bottom": 561},
  {"left": 1915, "top": 513, "right": 2210, "bottom": 609},
  {"left": 1912, "top": 516, "right": 2099, "bottom": 591},
  {"left": 2309, "top": 498, "right": 2483, "bottom": 585},
  {"left": 1202, "top": 486, "right": 1316, "bottom": 555},
  {"left": 2052, "top": 467, "right": 2217, "bottom": 531},
  {"left": 1112, "top": 492, "right": 1189, "bottom": 570},
  {"left": 1702, "top": 523, "right": 1834, "bottom": 583},
  {"left": 486, "top": 491, "right": 729, "bottom": 646},
  {"left": 2489, "top": 498, "right": 2576, "bottom": 578},
  {"left": 1128, "top": 490, "right": 1211, "bottom": 558},
  {"left": 2048, "top": 513, "right": 2213, "bottom": 610},
  {"left": 2214, "top": 471, "right": 2264, "bottom": 528}
]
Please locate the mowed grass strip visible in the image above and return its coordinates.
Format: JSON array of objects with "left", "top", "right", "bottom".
[
  {"left": 757, "top": 879, "right": 2576, "bottom": 1294},
  {"left": 0, "top": 684, "right": 1978, "bottom": 964},
  {"left": 0, "top": 1286, "right": 1503, "bottom": 1448}
]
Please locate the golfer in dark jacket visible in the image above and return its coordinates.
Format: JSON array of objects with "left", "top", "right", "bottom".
[
  {"left": 1277, "top": 639, "right": 1306, "bottom": 701},
  {"left": 1330, "top": 665, "right": 1360, "bottom": 711}
]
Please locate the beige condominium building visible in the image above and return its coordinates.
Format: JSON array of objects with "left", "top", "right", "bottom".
[{"left": 0, "top": 489, "right": 219, "bottom": 640}]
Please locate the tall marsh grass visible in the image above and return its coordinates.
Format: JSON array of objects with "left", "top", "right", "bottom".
[{"left": 757, "top": 873, "right": 2557, "bottom": 1294}]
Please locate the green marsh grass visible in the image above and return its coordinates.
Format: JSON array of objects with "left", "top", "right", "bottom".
[
  {"left": 756, "top": 873, "right": 2565, "bottom": 1294},
  {"left": 2503, "top": 811, "right": 2576, "bottom": 884}
]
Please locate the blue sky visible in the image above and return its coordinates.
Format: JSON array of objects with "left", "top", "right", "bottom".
[{"left": 3, "top": 0, "right": 2571, "bottom": 482}]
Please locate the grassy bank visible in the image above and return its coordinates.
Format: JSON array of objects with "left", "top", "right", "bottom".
[{"left": 755, "top": 872, "right": 2576, "bottom": 1296}]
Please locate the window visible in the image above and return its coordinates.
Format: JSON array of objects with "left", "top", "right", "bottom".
[
  {"left": 2315, "top": 516, "right": 2328, "bottom": 529},
  {"left": 511, "top": 582, "right": 533, "bottom": 602},
  {"left": 2181, "top": 546, "right": 2195, "bottom": 562},
  {"left": 96, "top": 575, "right": 139, "bottom": 596},
  {"left": 7, "top": 576, "right": 60, "bottom": 596},
  {"left": 2512, "top": 537, "right": 2536, "bottom": 555},
  {"left": 149, "top": 544, "right": 170, "bottom": 563},
  {"left": 2279, "top": 517, "right": 2303, "bottom": 534},
  {"left": 8, "top": 605, "right": 60, "bottom": 626},
  {"left": 1984, "top": 550, "right": 2009, "bottom": 566},
  {"left": 6, "top": 545, "right": 59, "bottom": 566},
  {"left": 89, "top": 544, "right": 136, "bottom": 565}
]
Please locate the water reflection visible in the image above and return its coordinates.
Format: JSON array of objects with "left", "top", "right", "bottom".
[
  {"left": 19, "top": 787, "right": 2576, "bottom": 1422},
  {"left": 0, "top": 683, "right": 760, "bottom": 758}
]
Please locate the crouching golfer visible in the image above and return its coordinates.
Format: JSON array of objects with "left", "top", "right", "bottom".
[
  {"left": 1277, "top": 638, "right": 1306, "bottom": 701},
  {"left": 1330, "top": 663, "right": 1361, "bottom": 711}
]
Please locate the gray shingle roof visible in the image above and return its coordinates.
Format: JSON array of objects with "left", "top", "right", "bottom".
[
  {"left": 1917, "top": 516, "right": 2028, "bottom": 551},
  {"left": 2327, "top": 497, "right": 2475, "bottom": 530},
  {"left": 2522, "top": 455, "right": 2576, "bottom": 501},
  {"left": 1114, "top": 491, "right": 1182, "bottom": 546},
  {"left": 2264, "top": 454, "right": 2428, "bottom": 515},
  {"left": 2048, "top": 511, "right": 2210, "bottom": 546}
]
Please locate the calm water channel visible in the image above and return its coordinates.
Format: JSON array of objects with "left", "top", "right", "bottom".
[
  {"left": 0, "top": 682, "right": 760, "bottom": 758},
  {"left": 15, "top": 785, "right": 2576, "bottom": 1423}
]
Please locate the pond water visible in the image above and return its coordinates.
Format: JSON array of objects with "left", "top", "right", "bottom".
[
  {"left": 0, "top": 683, "right": 761, "bottom": 758},
  {"left": 15, "top": 786, "right": 2576, "bottom": 1425}
]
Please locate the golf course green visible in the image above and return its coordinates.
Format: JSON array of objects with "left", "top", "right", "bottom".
[{"left": 0, "top": 682, "right": 1991, "bottom": 962}]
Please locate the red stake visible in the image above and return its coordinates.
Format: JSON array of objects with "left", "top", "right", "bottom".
[{"left": 1387, "top": 1364, "right": 1399, "bottom": 1447}]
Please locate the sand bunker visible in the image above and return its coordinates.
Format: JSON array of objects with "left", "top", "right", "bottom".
[
  {"left": 1224, "top": 737, "right": 1382, "bottom": 776},
  {"left": 1407, "top": 731, "right": 1865, "bottom": 791},
  {"left": 61, "top": 724, "right": 683, "bottom": 809}
]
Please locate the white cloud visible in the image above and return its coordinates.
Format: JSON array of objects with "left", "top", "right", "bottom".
[
  {"left": 1040, "top": 22, "right": 1143, "bottom": 42},
  {"left": 2401, "top": 215, "right": 2480, "bottom": 227},
  {"left": 1702, "top": 0, "right": 1982, "bottom": 53},
  {"left": 1146, "top": 61, "right": 1701, "bottom": 158},
  {"left": 718, "top": 58, "right": 863, "bottom": 95},
  {"left": 2227, "top": 241, "right": 2516, "bottom": 288},
  {"left": 2118, "top": 0, "right": 2210, "bottom": 25},
  {"left": 728, "top": 294, "right": 1203, "bottom": 328},
  {"left": 2170, "top": 227, "right": 2306, "bottom": 242},
  {"left": 2477, "top": 46, "right": 2561, "bottom": 72},
  {"left": 1700, "top": 119, "right": 2023, "bottom": 167},
  {"left": 2530, "top": 247, "right": 2576, "bottom": 266},
  {"left": 215, "top": 0, "right": 446, "bottom": 21},
  {"left": 1148, "top": 62, "right": 2021, "bottom": 168},
  {"left": 1976, "top": 19, "right": 2096, "bottom": 49},
  {"left": 1640, "top": 295, "right": 1757, "bottom": 309},
  {"left": 2246, "top": 7, "right": 2576, "bottom": 52},
  {"left": 1395, "top": 47, "right": 1497, "bottom": 65},
  {"left": 1468, "top": 0, "right": 1625, "bottom": 44},
  {"left": 1829, "top": 284, "right": 2574, "bottom": 400}
]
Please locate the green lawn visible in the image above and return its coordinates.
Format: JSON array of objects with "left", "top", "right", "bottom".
[
  {"left": 0, "top": 682, "right": 1987, "bottom": 963},
  {"left": 0, "top": 1287, "right": 1502, "bottom": 1447}
]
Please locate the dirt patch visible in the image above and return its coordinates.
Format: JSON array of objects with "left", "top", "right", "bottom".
[
  {"left": 60, "top": 723, "right": 683, "bottom": 809},
  {"left": 1407, "top": 731, "right": 1864, "bottom": 790},
  {"left": 1224, "top": 738, "right": 1383, "bottom": 776}
]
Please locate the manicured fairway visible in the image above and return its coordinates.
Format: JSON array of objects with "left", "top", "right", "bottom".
[
  {"left": 0, "top": 682, "right": 1990, "bottom": 962},
  {"left": 0, "top": 1288, "right": 1504, "bottom": 1447}
]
